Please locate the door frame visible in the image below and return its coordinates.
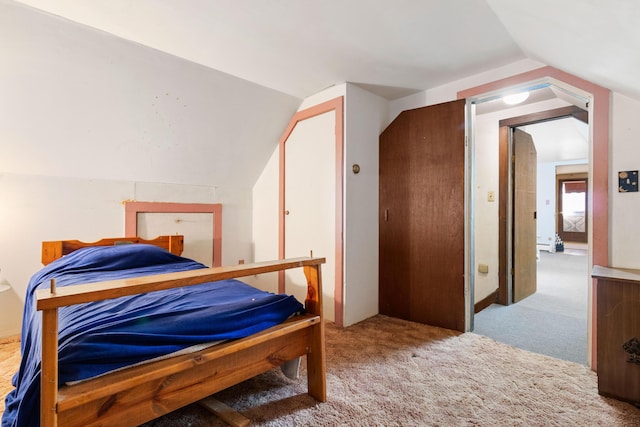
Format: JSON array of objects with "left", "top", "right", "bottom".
[
  {"left": 458, "top": 65, "right": 609, "bottom": 369},
  {"left": 278, "top": 96, "right": 345, "bottom": 326},
  {"left": 498, "top": 106, "right": 588, "bottom": 305},
  {"left": 557, "top": 173, "right": 589, "bottom": 244}
]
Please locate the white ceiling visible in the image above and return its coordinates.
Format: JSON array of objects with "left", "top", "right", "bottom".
[
  {"left": 521, "top": 117, "right": 589, "bottom": 164},
  {"left": 13, "top": 0, "right": 640, "bottom": 102}
]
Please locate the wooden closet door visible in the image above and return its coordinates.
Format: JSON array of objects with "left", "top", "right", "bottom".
[{"left": 379, "top": 99, "right": 466, "bottom": 332}]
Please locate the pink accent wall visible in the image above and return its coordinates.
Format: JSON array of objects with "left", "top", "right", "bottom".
[
  {"left": 458, "top": 66, "right": 610, "bottom": 370},
  {"left": 124, "top": 201, "right": 223, "bottom": 267},
  {"left": 279, "top": 96, "right": 345, "bottom": 327}
]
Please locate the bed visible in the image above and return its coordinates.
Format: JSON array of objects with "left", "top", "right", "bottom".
[{"left": 3, "top": 235, "right": 326, "bottom": 427}]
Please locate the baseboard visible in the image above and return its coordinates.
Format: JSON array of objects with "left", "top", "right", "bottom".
[{"left": 475, "top": 290, "right": 498, "bottom": 314}]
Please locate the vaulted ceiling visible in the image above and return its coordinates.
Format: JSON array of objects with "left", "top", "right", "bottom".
[{"left": 13, "top": 0, "right": 640, "bottom": 101}]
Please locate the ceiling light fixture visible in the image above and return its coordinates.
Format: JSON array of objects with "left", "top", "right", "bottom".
[{"left": 503, "top": 91, "right": 529, "bottom": 105}]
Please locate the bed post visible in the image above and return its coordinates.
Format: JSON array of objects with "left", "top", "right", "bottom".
[
  {"left": 167, "top": 235, "right": 185, "bottom": 256},
  {"left": 303, "top": 263, "right": 326, "bottom": 402},
  {"left": 42, "top": 241, "right": 63, "bottom": 266},
  {"left": 41, "top": 307, "right": 59, "bottom": 426}
]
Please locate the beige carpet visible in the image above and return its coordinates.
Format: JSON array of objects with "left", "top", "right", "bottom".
[
  {"left": 2, "top": 315, "right": 639, "bottom": 425},
  {"left": 142, "top": 315, "right": 640, "bottom": 426}
]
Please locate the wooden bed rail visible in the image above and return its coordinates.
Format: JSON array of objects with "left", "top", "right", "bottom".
[
  {"left": 36, "top": 257, "right": 324, "bottom": 310},
  {"left": 37, "top": 256, "right": 326, "bottom": 427}
]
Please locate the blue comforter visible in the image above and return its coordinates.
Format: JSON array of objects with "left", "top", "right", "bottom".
[{"left": 2, "top": 244, "right": 303, "bottom": 427}]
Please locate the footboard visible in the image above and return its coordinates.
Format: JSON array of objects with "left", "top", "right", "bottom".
[{"left": 36, "top": 257, "right": 326, "bottom": 427}]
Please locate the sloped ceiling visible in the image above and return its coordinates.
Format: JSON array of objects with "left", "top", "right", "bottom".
[
  {"left": 487, "top": 0, "right": 640, "bottom": 101},
  {"left": 11, "top": 0, "right": 640, "bottom": 101}
]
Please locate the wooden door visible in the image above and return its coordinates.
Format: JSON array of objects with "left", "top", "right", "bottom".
[
  {"left": 379, "top": 99, "right": 466, "bottom": 332},
  {"left": 557, "top": 174, "right": 588, "bottom": 244},
  {"left": 284, "top": 111, "right": 336, "bottom": 321},
  {"left": 513, "top": 129, "right": 537, "bottom": 303}
]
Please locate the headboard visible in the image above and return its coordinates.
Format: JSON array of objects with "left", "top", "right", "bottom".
[{"left": 41, "top": 235, "right": 184, "bottom": 266}]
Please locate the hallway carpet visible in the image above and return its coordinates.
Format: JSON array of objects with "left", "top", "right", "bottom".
[{"left": 474, "top": 250, "right": 588, "bottom": 364}]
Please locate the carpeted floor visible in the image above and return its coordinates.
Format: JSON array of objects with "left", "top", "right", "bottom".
[
  {"left": 3, "top": 315, "right": 639, "bottom": 426},
  {"left": 144, "top": 315, "right": 639, "bottom": 426},
  {"left": 474, "top": 250, "right": 589, "bottom": 364}
]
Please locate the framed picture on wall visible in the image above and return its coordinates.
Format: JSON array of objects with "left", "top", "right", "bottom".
[{"left": 618, "top": 170, "right": 638, "bottom": 192}]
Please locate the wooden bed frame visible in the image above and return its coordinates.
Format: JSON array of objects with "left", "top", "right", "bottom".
[
  {"left": 36, "top": 236, "right": 326, "bottom": 426},
  {"left": 41, "top": 235, "right": 186, "bottom": 266}
]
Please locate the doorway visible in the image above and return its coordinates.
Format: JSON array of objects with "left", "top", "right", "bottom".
[
  {"left": 498, "top": 106, "right": 589, "bottom": 306},
  {"left": 284, "top": 110, "right": 336, "bottom": 321},
  {"left": 557, "top": 173, "right": 588, "bottom": 244},
  {"left": 459, "top": 66, "right": 609, "bottom": 367},
  {"left": 475, "top": 105, "right": 591, "bottom": 364},
  {"left": 278, "top": 96, "right": 344, "bottom": 326}
]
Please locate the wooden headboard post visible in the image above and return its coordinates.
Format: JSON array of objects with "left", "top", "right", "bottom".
[
  {"left": 168, "top": 235, "right": 185, "bottom": 257},
  {"left": 42, "top": 242, "right": 64, "bottom": 266}
]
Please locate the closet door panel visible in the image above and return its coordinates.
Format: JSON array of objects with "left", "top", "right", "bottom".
[{"left": 379, "top": 99, "right": 466, "bottom": 332}]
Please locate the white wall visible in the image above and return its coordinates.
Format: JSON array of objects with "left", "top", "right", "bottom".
[
  {"left": 610, "top": 92, "right": 640, "bottom": 268},
  {"left": 248, "top": 148, "right": 281, "bottom": 293},
  {"left": 0, "top": 2, "right": 299, "bottom": 336},
  {"left": 0, "top": 173, "right": 256, "bottom": 336},
  {"left": 254, "top": 59, "right": 640, "bottom": 323},
  {"left": 8, "top": 0, "right": 640, "bottom": 336},
  {"left": 536, "top": 162, "right": 557, "bottom": 249},
  {"left": 343, "top": 84, "right": 388, "bottom": 326}
]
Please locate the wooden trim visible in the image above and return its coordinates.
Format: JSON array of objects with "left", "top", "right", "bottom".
[
  {"left": 198, "top": 397, "right": 250, "bottom": 427},
  {"left": 42, "top": 235, "right": 184, "bottom": 265},
  {"left": 592, "top": 265, "right": 640, "bottom": 284},
  {"left": 474, "top": 290, "right": 498, "bottom": 314},
  {"left": 56, "top": 316, "right": 319, "bottom": 426},
  {"left": 37, "top": 257, "right": 325, "bottom": 311},
  {"left": 124, "top": 201, "right": 222, "bottom": 267},
  {"left": 458, "top": 65, "right": 609, "bottom": 266},
  {"left": 497, "top": 126, "right": 509, "bottom": 305},
  {"left": 279, "top": 96, "right": 345, "bottom": 327},
  {"left": 499, "top": 105, "right": 588, "bottom": 127},
  {"left": 459, "top": 65, "right": 610, "bottom": 370},
  {"left": 557, "top": 173, "right": 588, "bottom": 244}
]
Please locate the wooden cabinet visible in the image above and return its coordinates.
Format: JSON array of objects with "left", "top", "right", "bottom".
[
  {"left": 593, "top": 265, "right": 640, "bottom": 404},
  {"left": 378, "top": 99, "right": 466, "bottom": 332}
]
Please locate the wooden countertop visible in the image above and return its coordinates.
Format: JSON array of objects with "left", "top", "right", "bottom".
[{"left": 592, "top": 265, "right": 640, "bottom": 284}]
